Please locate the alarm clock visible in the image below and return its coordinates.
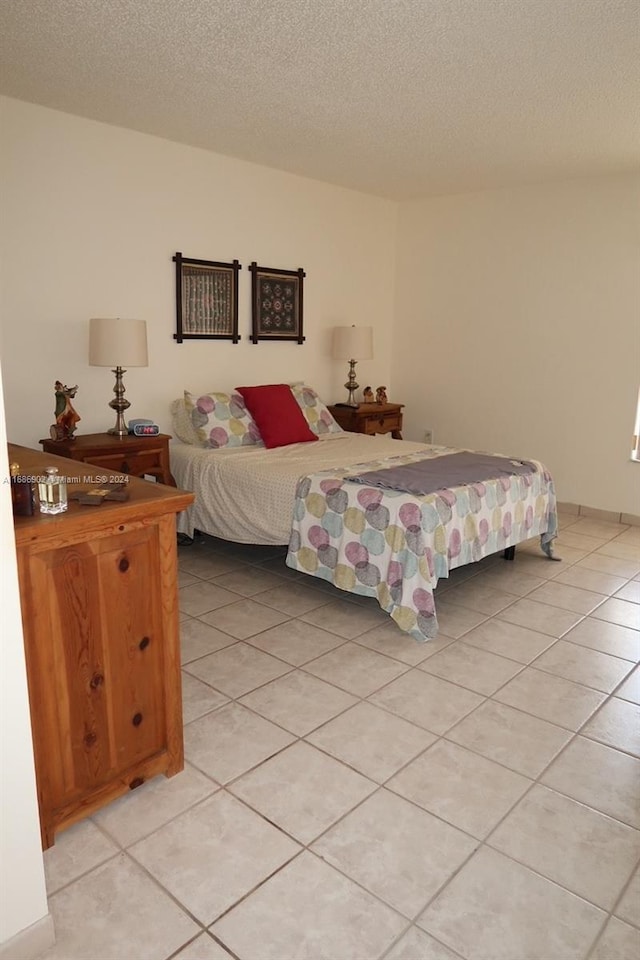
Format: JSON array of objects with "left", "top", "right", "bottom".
[{"left": 128, "top": 419, "right": 160, "bottom": 437}]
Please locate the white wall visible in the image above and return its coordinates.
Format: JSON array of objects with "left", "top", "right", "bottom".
[
  {"left": 0, "top": 95, "right": 396, "bottom": 952},
  {"left": 3, "top": 98, "right": 636, "bottom": 516},
  {"left": 393, "top": 175, "right": 640, "bottom": 515},
  {"left": 0, "top": 97, "right": 396, "bottom": 446},
  {"left": 0, "top": 362, "right": 51, "bottom": 952}
]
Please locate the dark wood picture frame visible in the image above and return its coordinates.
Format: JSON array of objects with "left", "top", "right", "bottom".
[
  {"left": 249, "top": 262, "right": 305, "bottom": 344},
  {"left": 173, "top": 251, "right": 241, "bottom": 343}
]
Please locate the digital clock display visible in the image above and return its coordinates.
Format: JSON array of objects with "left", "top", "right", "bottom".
[{"left": 132, "top": 424, "right": 160, "bottom": 436}]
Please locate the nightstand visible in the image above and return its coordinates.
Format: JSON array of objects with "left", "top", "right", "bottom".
[
  {"left": 39, "top": 432, "right": 176, "bottom": 486},
  {"left": 328, "top": 402, "right": 404, "bottom": 439}
]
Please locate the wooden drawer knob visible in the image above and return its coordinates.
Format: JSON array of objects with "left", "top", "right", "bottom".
[
  {"left": 132, "top": 712, "right": 143, "bottom": 726},
  {"left": 118, "top": 556, "right": 129, "bottom": 572},
  {"left": 139, "top": 636, "right": 150, "bottom": 651}
]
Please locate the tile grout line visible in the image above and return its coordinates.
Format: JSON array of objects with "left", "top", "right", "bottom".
[{"left": 160, "top": 533, "right": 640, "bottom": 954}]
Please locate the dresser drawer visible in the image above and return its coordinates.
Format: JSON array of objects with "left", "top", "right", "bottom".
[
  {"left": 327, "top": 404, "right": 403, "bottom": 439},
  {"left": 363, "top": 412, "right": 402, "bottom": 435},
  {"left": 84, "top": 448, "right": 163, "bottom": 478}
]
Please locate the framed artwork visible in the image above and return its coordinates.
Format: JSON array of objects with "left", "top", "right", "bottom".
[
  {"left": 173, "top": 251, "right": 241, "bottom": 343},
  {"left": 249, "top": 262, "right": 305, "bottom": 344}
]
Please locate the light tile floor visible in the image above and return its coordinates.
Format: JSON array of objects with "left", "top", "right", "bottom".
[{"left": 40, "top": 513, "right": 640, "bottom": 960}]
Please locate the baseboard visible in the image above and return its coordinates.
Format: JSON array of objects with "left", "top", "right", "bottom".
[
  {"left": 0, "top": 914, "right": 55, "bottom": 960},
  {"left": 557, "top": 501, "right": 640, "bottom": 527},
  {"left": 620, "top": 512, "right": 640, "bottom": 526}
]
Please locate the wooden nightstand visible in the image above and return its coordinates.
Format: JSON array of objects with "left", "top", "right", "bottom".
[
  {"left": 39, "top": 432, "right": 176, "bottom": 486},
  {"left": 328, "top": 402, "right": 404, "bottom": 439}
]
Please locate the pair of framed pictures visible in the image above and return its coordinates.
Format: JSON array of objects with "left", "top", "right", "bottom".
[{"left": 172, "top": 252, "right": 305, "bottom": 344}]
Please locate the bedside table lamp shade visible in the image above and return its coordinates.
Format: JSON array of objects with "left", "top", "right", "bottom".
[
  {"left": 332, "top": 325, "right": 373, "bottom": 407},
  {"left": 89, "top": 318, "right": 148, "bottom": 437}
]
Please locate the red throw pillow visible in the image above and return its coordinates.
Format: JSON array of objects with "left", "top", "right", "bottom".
[{"left": 236, "top": 384, "right": 318, "bottom": 449}]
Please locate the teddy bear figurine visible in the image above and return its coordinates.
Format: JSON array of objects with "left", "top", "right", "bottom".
[
  {"left": 375, "top": 386, "right": 387, "bottom": 405},
  {"left": 363, "top": 386, "right": 374, "bottom": 403}
]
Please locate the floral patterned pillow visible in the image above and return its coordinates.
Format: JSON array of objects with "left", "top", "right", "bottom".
[
  {"left": 183, "top": 390, "right": 264, "bottom": 448},
  {"left": 290, "top": 383, "right": 343, "bottom": 436}
]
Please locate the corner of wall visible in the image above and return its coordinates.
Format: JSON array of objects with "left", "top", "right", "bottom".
[{"left": 0, "top": 915, "right": 55, "bottom": 960}]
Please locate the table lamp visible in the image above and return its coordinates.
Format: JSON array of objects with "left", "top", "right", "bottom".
[
  {"left": 332, "top": 325, "right": 373, "bottom": 407},
  {"left": 89, "top": 318, "right": 148, "bottom": 437}
]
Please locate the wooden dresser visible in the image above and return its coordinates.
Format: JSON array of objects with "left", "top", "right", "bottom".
[
  {"left": 9, "top": 444, "right": 193, "bottom": 848},
  {"left": 328, "top": 402, "right": 404, "bottom": 439}
]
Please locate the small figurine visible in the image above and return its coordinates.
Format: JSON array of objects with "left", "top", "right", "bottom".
[
  {"left": 375, "top": 385, "right": 387, "bottom": 405},
  {"left": 363, "top": 386, "right": 374, "bottom": 403},
  {"left": 50, "top": 381, "right": 81, "bottom": 440}
]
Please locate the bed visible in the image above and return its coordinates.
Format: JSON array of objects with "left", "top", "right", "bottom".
[{"left": 170, "top": 420, "right": 557, "bottom": 642}]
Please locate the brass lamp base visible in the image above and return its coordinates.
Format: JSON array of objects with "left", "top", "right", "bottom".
[
  {"left": 343, "top": 359, "right": 360, "bottom": 407},
  {"left": 107, "top": 366, "right": 131, "bottom": 437}
]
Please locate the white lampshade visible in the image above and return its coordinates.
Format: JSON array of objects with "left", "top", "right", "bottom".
[
  {"left": 89, "top": 318, "right": 148, "bottom": 367},
  {"left": 332, "top": 325, "right": 373, "bottom": 361}
]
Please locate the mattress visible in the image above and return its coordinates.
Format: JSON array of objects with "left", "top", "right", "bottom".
[
  {"left": 169, "top": 432, "right": 427, "bottom": 544},
  {"left": 286, "top": 444, "right": 557, "bottom": 640}
]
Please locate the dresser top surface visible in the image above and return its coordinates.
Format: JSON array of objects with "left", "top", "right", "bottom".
[
  {"left": 39, "top": 432, "right": 172, "bottom": 450},
  {"left": 329, "top": 402, "right": 403, "bottom": 414},
  {"left": 9, "top": 444, "right": 193, "bottom": 543}
]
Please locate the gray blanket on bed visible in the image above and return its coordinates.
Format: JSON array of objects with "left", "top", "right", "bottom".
[{"left": 348, "top": 451, "right": 537, "bottom": 496}]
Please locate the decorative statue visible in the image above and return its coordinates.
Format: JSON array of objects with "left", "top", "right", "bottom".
[
  {"left": 363, "top": 386, "right": 374, "bottom": 403},
  {"left": 50, "top": 381, "right": 81, "bottom": 440},
  {"left": 375, "top": 385, "right": 388, "bottom": 405}
]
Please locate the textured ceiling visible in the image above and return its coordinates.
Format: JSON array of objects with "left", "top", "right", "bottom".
[{"left": 0, "top": 0, "right": 638, "bottom": 199}]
